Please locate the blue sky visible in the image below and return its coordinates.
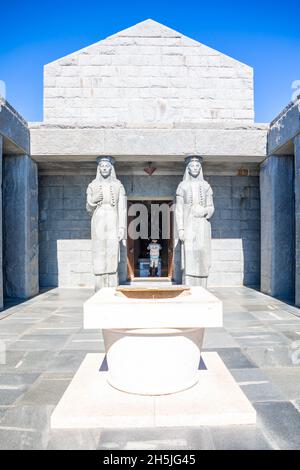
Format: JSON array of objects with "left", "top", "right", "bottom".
[{"left": 0, "top": 0, "right": 299, "bottom": 123}]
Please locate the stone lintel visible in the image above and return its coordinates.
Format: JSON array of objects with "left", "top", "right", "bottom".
[{"left": 30, "top": 126, "right": 267, "bottom": 162}]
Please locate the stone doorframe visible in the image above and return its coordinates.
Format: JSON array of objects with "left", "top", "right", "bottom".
[{"left": 126, "top": 197, "right": 175, "bottom": 281}]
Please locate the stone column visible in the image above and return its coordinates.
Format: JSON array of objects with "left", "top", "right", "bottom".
[
  {"left": 3, "top": 155, "right": 39, "bottom": 299},
  {"left": 260, "top": 155, "right": 294, "bottom": 299},
  {"left": 0, "top": 136, "right": 3, "bottom": 310},
  {"left": 295, "top": 134, "right": 300, "bottom": 306}
]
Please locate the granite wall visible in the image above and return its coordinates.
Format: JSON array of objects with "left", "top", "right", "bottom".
[
  {"left": 260, "top": 155, "right": 295, "bottom": 300},
  {"left": 3, "top": 155, "right": 39, "bottom": 298},
  {"left": 38, "top": 172, "right": 260, "bottom": 288},
  {"left": 0, "top": 137, "right": 2, "bottom": 309}
]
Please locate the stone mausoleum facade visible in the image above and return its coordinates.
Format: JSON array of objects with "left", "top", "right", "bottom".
[{"left": 0, "top": 19, "right": 299, "bottom": 309}]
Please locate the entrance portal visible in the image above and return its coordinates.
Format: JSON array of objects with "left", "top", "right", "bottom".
[{"left": 127, "top": 200, "right": 174, "bottom": 280}]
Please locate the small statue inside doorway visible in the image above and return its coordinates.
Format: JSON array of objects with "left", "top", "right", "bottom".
[
  {"left": 175, "top": 156, "right": 214, "bottom": 288},
  {"left": 147, "top": 239, "right": 162, "bottom": 277},
  {"left": 86, "top": 156, "right": 127, "bottom": 291}
]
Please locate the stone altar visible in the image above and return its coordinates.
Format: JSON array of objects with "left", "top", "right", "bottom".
[
  {"left": 84, "top": 285, "right": 222, "bottom": 395},
  {"left": 51, "top": 285, "right": 256, "bottom": 428}
]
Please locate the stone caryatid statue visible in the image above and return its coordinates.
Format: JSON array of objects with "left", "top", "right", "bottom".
[
  {"left": 86, "top": 156, "right": 127, "bottom": 291},
  {"left": 175, "top": 156, "right": 214, "bottom": 288}
]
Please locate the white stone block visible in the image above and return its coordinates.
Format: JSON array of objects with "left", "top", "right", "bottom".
[
  {"left": 44, "top": 64, "right": 61, "bottom": 77},
  {"left": 57, "top": 239, "right": 91, "bottom": 251},
  {"left": 80, "top": 273, "right": 94, "bottom": 287},
  {"left": 57, "top": 251, "right": 79, "bottom": 263},
  {"left": 210, "top": 261, "right": 243, "bottom": 273},
  {"left": 185, "top": 56, "right": 220, "bottom": 67},
  {"left": 43, "top": 76, "right": 56, "bottom": 87},
  {"left": 60, "top": 66, "right": 81, "bottom": 77},
  {"left": 55, "top": 77, "right": 81, "bottom": 87},
  {"left": 84, "top": 286, "right": 222, "bottom": 329},
  {"left": 30, "top": 126, "right": 267, "bottom": 158},
  {"left": 50, "top": 352, "right": 256, "bottom": 428},
  {"left": 161, "top": 55, "right": 185, "bottom": 66},
  {"left": 218, "top": 250, "right": 244, "bottom": 261},
  {"left": 69, "top": 262, "right": 92, "bottom": 273}
]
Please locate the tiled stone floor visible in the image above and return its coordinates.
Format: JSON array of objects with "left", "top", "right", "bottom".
[{"left": 0, "top": 286, "right": 300, "bottom": 450}]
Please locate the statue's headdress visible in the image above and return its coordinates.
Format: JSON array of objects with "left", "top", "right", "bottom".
[
  {"left": 95, "top": 156, "right": 116, "bottom": 181},
  {"left": 183, "top": 155, "right": 204, "bottom": 181},
  {"left": 184, "top": 155, "right": 204, "bottom": 166},
  {"left": 96, "top": 156, "right": 115, "bottom": 166}
]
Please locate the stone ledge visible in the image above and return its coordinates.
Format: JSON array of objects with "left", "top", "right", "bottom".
[
  {"left": 29, "top": 121, "right": 268, "bottom": 130},
  {"left": 268, "top": 97, "right": 300, "bottom": 155},
  {"left": 30, "top": 126, "right": 267, "bottom": 161},
  {"left": 0, "top": 98, "right": 29, "bottom": 154}
]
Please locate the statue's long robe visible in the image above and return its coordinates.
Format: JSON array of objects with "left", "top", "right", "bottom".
[
  {"left": 175, "top": 179, "right": 214, "bottom": 277},
  {"left": 86, "top": 180, "right": 126, "bottom": 275}
]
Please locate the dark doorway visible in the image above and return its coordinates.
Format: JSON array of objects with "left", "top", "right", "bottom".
[{"left": 127, "top": 200, "right": 174, "bottom": 280}]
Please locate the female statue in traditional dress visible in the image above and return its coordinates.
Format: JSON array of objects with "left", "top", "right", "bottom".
[
  {"left": 86, "top": 156, "right": 127, "bottom": 291},
  {"left": 175, "top": 156, "right": 214, "bottom": 287}
]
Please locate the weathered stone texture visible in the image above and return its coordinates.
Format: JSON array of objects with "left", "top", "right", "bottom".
[
  {"left": 38, "top": 175, "right": 91, "bottom": 287},
  {"left": 39, "top": 173, "right": 260, "bottom": 288},
  {"left": 207, "top": 175, "right": 260, "bottom": 287},
  {"left": 30, "top": 126, "right": 268, "bottom": 160},
  {"left": 268, "top": 98, "right": 300, "bottom": 155},
  {"left": 43, "top": 20, "right": 254, "bottom": 126},
  {"left": 0, "top": 97, "right": 29, "bottom": 155},
  {"left": 3, "top": 155, "right": 39, "bottom": 298},
  {"left": 0, "top": 136, "right": 3, "bottom": 309},
  {"left": 295, "top": 135, "right": 300, "bottom": 306},
  {"left": 260, "top": 155, "right": 295, "bottom": 299}
]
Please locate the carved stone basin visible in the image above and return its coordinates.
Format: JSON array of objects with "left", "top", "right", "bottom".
[
  {"left": 84, "top": 286, "right": 222, "bottom": 395},
  {"left": 115, "top": 285, "right": 190, "bottom": 299}
]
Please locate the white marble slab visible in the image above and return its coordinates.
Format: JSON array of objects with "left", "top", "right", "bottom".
[
  {"left": 51, "top": 352, "right": 256, "bottom": 428},
  {"left": 84, "top": 287, "right": 223, "bottom": 329}
]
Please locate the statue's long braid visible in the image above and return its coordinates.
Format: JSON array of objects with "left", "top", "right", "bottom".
[
  {"left": 187, "top": 184, "right": 206, "bottom": 206},
  {"left": 110, "top": 184, "right": 116, "bottom": 206},
  {"left": 199, "top": 185, "right": 205, "bottom": 206},
  {"left": 98, "top": 184, "right": 103, "bottom": 204},
  {"left": 188, "top": 187, "right": 193, "bottom": 205}
]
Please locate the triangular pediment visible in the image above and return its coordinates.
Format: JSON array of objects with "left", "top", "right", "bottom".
[
  {"left": 44, "top": 19, "right": 254, "bottom": 125},
  {"left": 109, "top": 19, "right": 183, "bottom": 38},
  {"left": 47, "top": 19, "right": 250, "bottom": 69}
]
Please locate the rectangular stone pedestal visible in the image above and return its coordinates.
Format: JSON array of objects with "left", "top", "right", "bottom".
[
  {"left": 84, "top": 286, "right": 222, "bottom": 329},
  {"left": 51, "top": 352, "right": 256, "bottom": 428}
]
